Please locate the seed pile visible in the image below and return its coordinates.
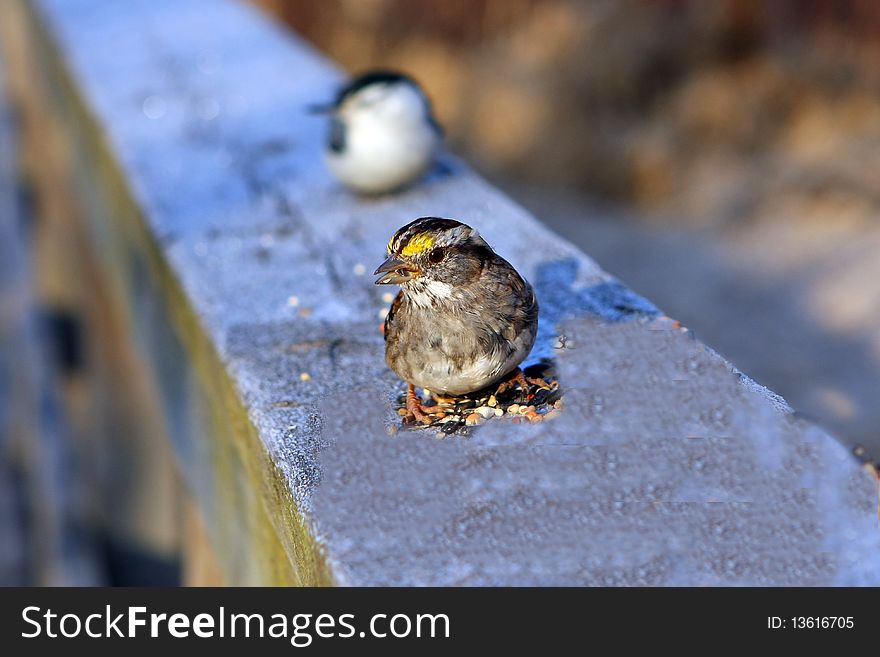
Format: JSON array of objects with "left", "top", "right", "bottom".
[{"left": 394, "top": 362, "right": 562, "bottom": 435}]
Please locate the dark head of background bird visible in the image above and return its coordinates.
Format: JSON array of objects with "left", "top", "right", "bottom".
[{"left": 309, "top": 70, "right": 442, "bottom": 137}]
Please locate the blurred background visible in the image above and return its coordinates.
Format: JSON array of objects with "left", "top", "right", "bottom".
[
  {"left": 1, "top": 0, "right": 879, "bottom": 584},
  {"left": 256, "top": 0, "right": 880, "bottom": 455}
]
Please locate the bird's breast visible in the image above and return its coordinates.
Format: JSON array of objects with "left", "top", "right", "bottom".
[{"left": 387, "top": 302, "right": 535, "bottom": 395}]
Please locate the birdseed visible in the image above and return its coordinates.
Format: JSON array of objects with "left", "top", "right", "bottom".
[
  {"left": 465, "top": 413, "right": 484, "bottom": 427},
  {"left": 392, "top": 361, "right": 561, "bottom": 436}
]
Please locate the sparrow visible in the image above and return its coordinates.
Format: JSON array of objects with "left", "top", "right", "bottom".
[
  {"left": 375, "top": 217, "right": 539, "bottom": 423},
  {"left": 311, "top": 70, "right": 442, "bottom": 194}
]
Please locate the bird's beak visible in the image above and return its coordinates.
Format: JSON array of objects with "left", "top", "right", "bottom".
[
  {"left": 374, "top": 256, "right": 417, "bottom": 285},
  {"left": 306, "top": 102, "right": 335, "bottom": 115}
]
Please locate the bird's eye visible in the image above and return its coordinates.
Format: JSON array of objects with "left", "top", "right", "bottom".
[{"left": 428, "top": 247, "right": 445, "bottom": 264}]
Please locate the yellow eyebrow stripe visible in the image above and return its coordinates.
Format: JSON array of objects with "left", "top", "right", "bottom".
[{"left": 400, "top": 232, "right": 435, "bottom": 256}]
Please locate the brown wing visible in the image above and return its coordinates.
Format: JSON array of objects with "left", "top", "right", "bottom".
[{"left": 383, "top": 289, "right": 404, "bottom": 341}]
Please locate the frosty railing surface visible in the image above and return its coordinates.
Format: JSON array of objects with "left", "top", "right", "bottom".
[{"left": 2, "top": 0, "right": 878, "bottom": 585}]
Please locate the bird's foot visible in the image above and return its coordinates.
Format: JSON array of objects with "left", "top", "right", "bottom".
[
  {"left": 405, "top": 384, "right": 443, "bottom": 425},
  {"left": 494, "top": 368, "right": 539, "bottom": 402}
]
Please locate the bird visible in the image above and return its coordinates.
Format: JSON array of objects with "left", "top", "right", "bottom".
[
  {"left": 310, "top": 70, "right": 443, "bottom": 195},
  {"left": 375, "top": 217, "right": 539, "bottom": 424}
]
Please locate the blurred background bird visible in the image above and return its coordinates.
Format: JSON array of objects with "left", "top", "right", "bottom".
[{"left": 311, "top": 70, "right": 442, "bottom": 194}]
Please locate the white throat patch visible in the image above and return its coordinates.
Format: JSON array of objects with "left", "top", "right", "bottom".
[{"left": 408, "top": 280, "right": 454, "bottom": 307}]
